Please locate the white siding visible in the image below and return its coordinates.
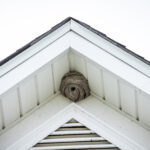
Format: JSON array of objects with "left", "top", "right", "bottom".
[
  {"left": 37, "top": 65, "right": 53, "bottom": 103},
  {"left": 87, "top": 63, "right": 103, "bottom": 98},
  {"left": 19, "top": 78, "right": 37, "bottom": 114},
  {"left": 53, "top": 55, "right": 69, "bottom": 91},
  {"left": 120, "top": 82, "right": 136, "bottom": 117},
  {"left": 1, "top": 89, "right": 20, "bottom": 127},
  {"left": 0, "top": 102, "right": 3, "bottom": 130},
  {"left": 103, "top": 71, "right": 119, "bottom": 107},
  {"left": 138, "top": 92, "right": 150, "bottom": 127},
  {"left": 71, "top": 54, "right": 87, "bottom": 78},
  {"left": 69, "top": 52, "right": 74, "bottom": 71}
]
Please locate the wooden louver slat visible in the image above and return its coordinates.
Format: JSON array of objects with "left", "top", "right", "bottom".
[{"left": 30, "top": 119, "right": 120, "bottom": 150}]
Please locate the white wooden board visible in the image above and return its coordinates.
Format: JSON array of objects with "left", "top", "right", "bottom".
[
  {"left": 120, "top": 81, "right": 136, "bottom": 118},
  {"left": 103, "top": 71, "right": 119, "bottom": 107},
  {"left": 53, "top": 54, "right": 69, "bottom": 91},
  {"left": 71, "top": 53, "right": 87, "bottom": 78},
  {"left": 19, "top": 77, "right": 37, "bottom": 114},
  {"left": 36, "top": 65, "right": 53, "bottom": 103},
  {"left": 0, "top": 102, "right": 3, "bottom": 130},
  {"left": 1, "top": 89, "right": 20, "bottom": 127},
  {"left": 87, "top": 62, "right": 104, "bottom": 98},
  {"left": 138, "top": 92, "right": 150, "bottom": 127}
]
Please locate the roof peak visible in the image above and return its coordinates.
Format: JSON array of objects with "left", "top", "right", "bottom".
[{"left": 0, "top": 17, "right": 150, "bottom": 66}]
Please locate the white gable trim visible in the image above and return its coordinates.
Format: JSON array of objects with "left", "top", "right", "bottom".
[
  {"left": 70, "top": 20, "right": 150, "bottom": 77},
  {"left": 69, "top": 31, "right": 150, "bottom": 95},
  {"left": 0, "top": 32, "right": 70, "bottom": 96},
  {"left": 1, "top": 19, "right": 150, "bottom": 78},
  {"left": 0, "top": 21, "right": 70, "bottom": 77},
  {"left": 1, "top": 31, "right": 150, "bottom": 97},
  {"left": 0, "top": 95, "right": 149, "bottom": 150}
]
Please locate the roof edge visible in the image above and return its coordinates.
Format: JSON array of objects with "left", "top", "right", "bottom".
[
  {"left": 0, "top": 17, "right": 72, "bottom": 66},
  {"left": 0, "top": 17, "right": 150, "bottom": 66}
]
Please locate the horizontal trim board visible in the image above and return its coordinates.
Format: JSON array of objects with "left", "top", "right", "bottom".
[
  {"left": 30, "top": 144, "right": 116, "bottom": 149},
  {"left": 62, "top": 123, "right": 83, "bottom": 127},
  {"left": 51, "top": 130, "right": 95, "bottom": 135},
  {"left": 39, "top": 137, "right": 105, "bottom": 143}
]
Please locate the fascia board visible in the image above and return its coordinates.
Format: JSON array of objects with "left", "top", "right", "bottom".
[
  {"left": 70, "top": 19, "right": 150, "bottom": 78},
  {"left": 0, "top": 95, "right": 149, "bottom": 150},
  {"left": 0, "top": 21, "right": 71, "bottom": 77},
  {"left": 0, "top": 32, "right": 70, "bottom": 96},
  {"left": 1, "top": 18, "right": 150, "bottom": 78}
]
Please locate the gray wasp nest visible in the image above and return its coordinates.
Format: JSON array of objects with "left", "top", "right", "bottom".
[{"left": 60, "top": 71, "right": 90, "bottom": 102}]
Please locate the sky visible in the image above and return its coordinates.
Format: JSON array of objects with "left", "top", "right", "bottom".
[{"left": 0, "top": 0, "right": 150, "bottom": 62}]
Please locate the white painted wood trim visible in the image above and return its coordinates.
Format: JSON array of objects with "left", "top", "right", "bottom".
[
  {"left": 0, "top": 95, "right": 150, "bottom": 150},
  {"left": 30, "top": 144, "right": 116, "bottom": 150},
  {"left": 70, "top": 19, "right": 150, "bottom": 78},
  {"left": 0, "top": 21, "right": 71, "bottom": 77},
  {"left": 2, "top": 19, "right": 148, "bottom": 79},
  {"left": 1, "top": 30, "right": 150, "bottom": 97},
  {"left": 62, "top": 122, "right": 83, "bottom": 127},
  {"left": 0, "top": 33, "right": 70, "bottom": 96},
  {"left": 51, "top": 130, "right": 95, "bottom": 135},
  {"left": 69, "top": 31, "right": 150, "bottom": 96},
  {"left": 39, "top": 137, "right": 105, "bottom": 143},
  {"left": 0, "top": 95, "right": 72, "bottom": 150}
]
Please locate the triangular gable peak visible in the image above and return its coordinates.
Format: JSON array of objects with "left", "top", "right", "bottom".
[{"left": 0, "top": 17, "right": 150, "bottom": 150}]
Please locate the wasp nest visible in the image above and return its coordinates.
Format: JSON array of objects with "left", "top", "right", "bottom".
[{"left": 60, "top": 71, "right": 90, "bottom": 102}]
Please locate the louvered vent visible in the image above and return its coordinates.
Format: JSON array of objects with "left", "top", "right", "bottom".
[{"left": 30, "top": 119, "right": 120, "bottom": 150}]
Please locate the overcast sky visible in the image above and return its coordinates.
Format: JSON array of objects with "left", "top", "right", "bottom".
[{"left": 0, "top": 0, "right": 150, "bottom": 62}]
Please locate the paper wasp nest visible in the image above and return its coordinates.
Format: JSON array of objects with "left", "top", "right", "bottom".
[{"left": 60, "top": 71, "right": 90, "bottom": 102}]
